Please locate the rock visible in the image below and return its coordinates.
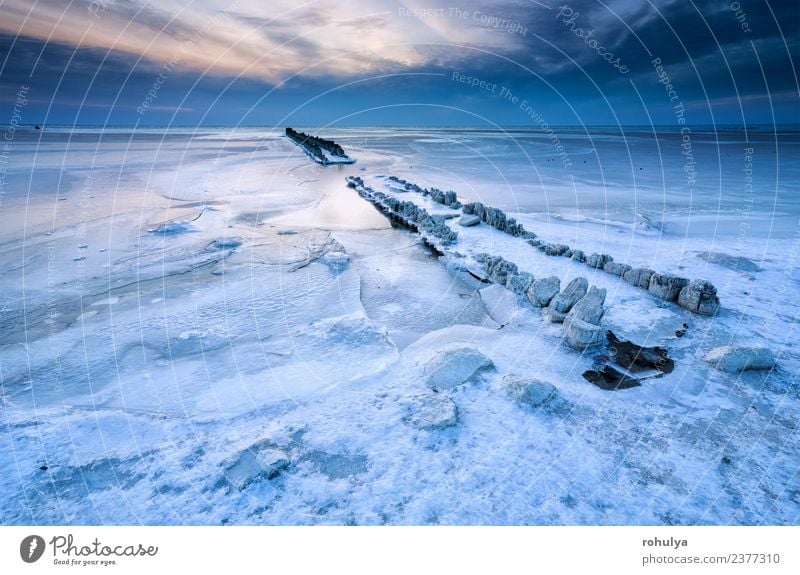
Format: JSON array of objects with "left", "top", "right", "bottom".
[
  {"left": 563, "top": 316, "right": 605, "bottom": 349},
  {"left": 648, "top": 273, "right": 689, "bottom": 302},
  {"left": 502, "top": 375, "right": 558, "bottom": 406},
  {"left": 424, "top": 347, "right": 495, "bottom": 391},
  {"left": 677, "top": 280, "right": 720, "bottom": 316},
  {"left": 583, "top": 366, "right": 643, "bottom": 390},
  {"left": 506, "top": 271, "right": 535, "bottom": 296},
  {"left": 603, "top": 262, "right": 632, "bottom": 277},
  {"left": 544, "top": 243, "right": 570, "bottom": 256},
  {"left": 546, "top": 277, "right": 588, "bottom": 322},
  {"left": 483, "top": 255, "right": 518, "bottom": 285},
  {"left": 407, "top": 394, "right": 458, "bottom": 429},
  {"left": 571, "top": 250, "right": 585, "bottom": 263},
  {"left": 567, "top": 286, "right": 606, "bottom": 325},
  {"left": 458, "top": 215, "right": 481, "bottom": 227},
  {"left": 220, "top": 440, "right": 290, "bottom": 490},
  {"left": 607, "top": 331, "right": 674, "bottom": 374},
  {"left": 586, "top": 253, "right": 613, "bottom": 269},
  {"left": 623, "top": 267, "right": 655, "bottom": 289},
  {"left": 527, "top": 276, "right": 560, "bottom": 307},
  {"left": 704, "top": 346, "right": 776, "bottom": 372},
  {"left": 479, "top": 284, "right": 518, "bottom": 325},
  {"left": 697, "top": 251, "right": 760, "bottom": 273}
]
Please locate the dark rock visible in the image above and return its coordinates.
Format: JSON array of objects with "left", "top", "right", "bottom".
[
  {"left": 607, "top": 331, "right": 674, "bottom": 374},
  {"left": 583, "top": 366, "right": 642, "bottom": 390}
]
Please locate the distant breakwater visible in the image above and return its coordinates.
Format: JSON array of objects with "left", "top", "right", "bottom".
[{"left": 285, "top": 128, "right": 355, "bottom": 165}]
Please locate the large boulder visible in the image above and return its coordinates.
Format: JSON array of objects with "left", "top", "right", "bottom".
[
  {"left": 623, "top": 267, "right": 655, "bottom": 289},
  {"left": 648, "top": 273, "right": 689, "bottom": 302},
  {"left": 586, "top": 253, "right": 613, "bottom": 269},
  {"left": 527, "top": 276, "right": 560, "bottom": 307},
  {"left": 604, "top": 262, "right": 632, "bottom": 277},
  {"left": 502, "top": 375, "right": 558, "bottom": 406},
  {"left": 220, "top": 440, "right": 290, "bottom": 490},
  {"left": 563, "top": 317, "right": 606, "bottom": 349},
  {"left": 678, "top": 279, "right": 720, "bottom": 316},
  {"left": 704, "top": 346, "right": 776, "bottom": 372},
  {"left": 506, "top": 271, "right": 535, "bottom": 296},
  {"left": 546, "top": 277, "right": 588, "bottom": 323},
  {"left": 543, "top": 243, "right": 570, "bottom": 256},
  {"left": 424, "top": 346, "right": 495, "bottom": 391},
  {"left": 567, "top": 286, "right": 606, "bottom": 325},
  {"left": 484, "top": 256, "right": 518, "bottom": 285},
  {"left": 407, "top": 394, "right": 459, "bottom": 429}
]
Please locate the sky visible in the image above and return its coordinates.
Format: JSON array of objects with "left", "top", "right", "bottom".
[{"left": 0, "top": 0, "right": 797, "bottom": 126}]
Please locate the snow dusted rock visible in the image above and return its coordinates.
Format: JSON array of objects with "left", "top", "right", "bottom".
[
  {"left": 546, "top": 277, "right": 588, "bottom": 322},
  {"left": 705, "top": 346, "right": 776, "bottom": 372},
  {"left": 603, "top": 262, "right": 632, "bottom": 277},
  {"left": 571, "top": 250, "right": 586, "bottom": 263},
  {"left": 563, "top": 286, "right": 606, "bottom": 349},
  {"left": 586, "top": 253, "right": 613, "bottom": 269},
  {"left": 480, "top": 284, "right": 518, "bottom": 325},
  {"left": 407, "top": 394, "right": 459, "bottom": 429},
  {"left": 678, "top": 280, "right": 720, "bottom": 316},
  {"left": 424, "top": 346, "right": 495, "bottom": 391},
  {"left": 502, "top": 375, "right": 558, "bottom": 407},
  {"left": 623, "top": 267, "right": 655, "bottom": 289},
  {"left": 483, "top": 255, "right": 518, "bottom": 285},
  {"left": 527, "top": 276, "right": 560, "bottom": 307},
  {"left": 568, "top": 286, "right": 606, "bottom": 325},
  {"left": 648, "top": 273, "right": 689, "bottom": 302},
  {"left": 220, "top": 440, "right": 290, "bottom": 490},
  {"left": 563, "top": 317, "right": 606, "bottom": 349},
  {"left": 543, "top": 243, "right": 570, "bottom": 256},
  {"left": 506, "top": 271, "right": 535, "bottom": 296},
  {"left": 458, "top": 215, "right": 481, "bottom": 227}
]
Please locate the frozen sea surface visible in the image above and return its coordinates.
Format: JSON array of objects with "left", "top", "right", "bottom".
[{"left": 0, "top": 126, "right": 798, "bottom": 525}]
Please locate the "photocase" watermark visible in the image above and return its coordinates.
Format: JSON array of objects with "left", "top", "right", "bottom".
[{"left": 555, "top": 5, "right": 629, "bottom": 74}]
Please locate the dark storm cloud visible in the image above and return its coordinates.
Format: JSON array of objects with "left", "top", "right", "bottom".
[{"left": 0, "top": 0, "right": 796, "bottom": 125}]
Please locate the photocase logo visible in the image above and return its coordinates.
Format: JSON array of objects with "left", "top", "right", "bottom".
[{"left": 20, "top": 535, "right": 46, "bottom": 563}]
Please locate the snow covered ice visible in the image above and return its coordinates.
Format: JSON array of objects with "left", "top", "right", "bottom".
[{"left": 1, "top": 126, "right": 798, "bottom": 525}]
